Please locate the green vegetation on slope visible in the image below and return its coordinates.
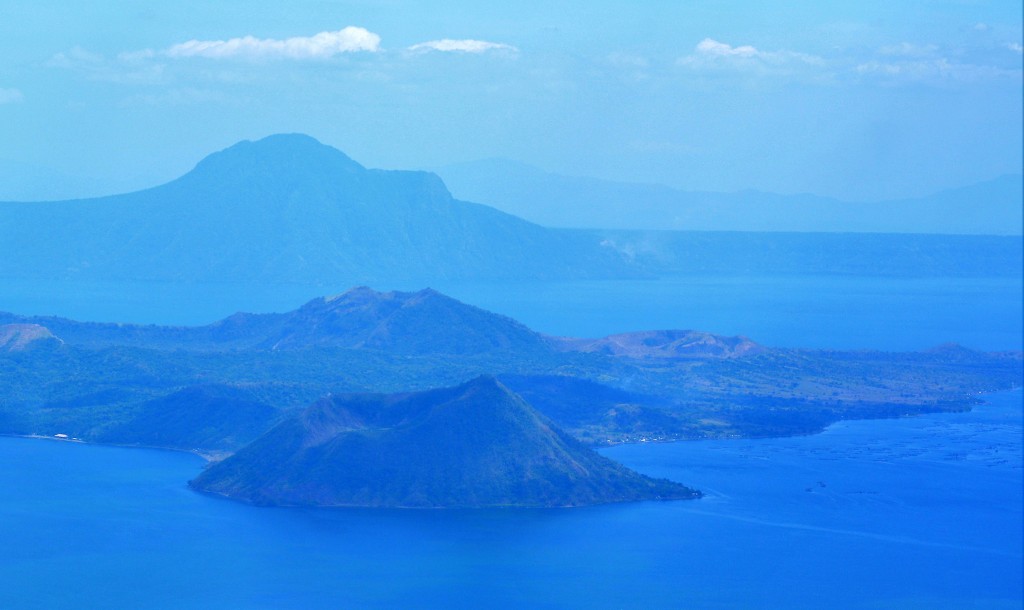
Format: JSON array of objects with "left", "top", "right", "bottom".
[
  {"left": 191, "top": 376, "right": 698, "bottom": 508},
  {"left": 0, "top": 287, "right": 1019, "bottom": 452}
]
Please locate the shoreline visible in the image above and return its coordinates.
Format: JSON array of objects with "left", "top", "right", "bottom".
[
  {"left": 0, "top": 433, "right": 222, "bottom": 463},
  {"left": 4, "top": 387, "right": 1019, "bottom": 461}
]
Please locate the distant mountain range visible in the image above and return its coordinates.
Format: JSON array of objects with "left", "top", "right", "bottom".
[
  {"left": 0, "top": 134, "right": 1019, "bottom": 285},
  {"left": 2, "top": 285, "right": 1020, "bottom": 451},
  {"left": 0, "top": 134, "right": 632, "bottom": 283},
  {"left": 437, "top": 158, "right": 1023, "bottom": 235}
]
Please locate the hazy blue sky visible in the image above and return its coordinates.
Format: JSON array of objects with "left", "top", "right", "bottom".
[{"left": 0, "top": 1, "right": 1020, "bottom": 200}]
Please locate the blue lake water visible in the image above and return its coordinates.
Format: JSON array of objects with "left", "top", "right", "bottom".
[
  {"left": 0, "top": 274, "right": 1021, "bottom": 607},
  {"left": 1, "top": 275, "right": 1021, "bottom": 351},
  {"left": 0, "top": 390, "right": 1020, "bottom": 609}
]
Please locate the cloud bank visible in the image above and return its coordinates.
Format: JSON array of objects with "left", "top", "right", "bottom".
[
  {"left": 407, "top": 39, "right": 518, "bottom": 54},
  {"left": 165, "top": 27, "right": 381, "bottom": 60}
]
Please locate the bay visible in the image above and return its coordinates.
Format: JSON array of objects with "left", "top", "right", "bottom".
[{"left": 0, "top": 390, "right": 1019, "bottom": 608}]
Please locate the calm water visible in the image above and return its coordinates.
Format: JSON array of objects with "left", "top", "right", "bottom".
[
  {"left": 0, "top": 275, "right": 1021, "bottom": 351},
  {"left": 1, "top": 275, "right": 1021, "bottom": 608},
  {"left": 0, "top": 390, "right": 1019, "bottom": 609}
]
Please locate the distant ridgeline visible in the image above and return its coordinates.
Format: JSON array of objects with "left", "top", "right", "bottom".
[
  {"left": 438, "top": 158, "right": 1024, "bottom": 236},
  {"left": 1, "top": 286, "right": 1021, "bottom": 507},
  {"left": 0, "top": 134, "right": 1019, "bottom": 283}
]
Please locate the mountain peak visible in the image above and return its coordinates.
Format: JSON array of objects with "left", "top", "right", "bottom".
[
  {"left": 182, "top": 133, "right": 365, "bottom": 187},
  {"left": 279, "top": 287, "right": 548, "bottom": 355},
  {"left": 190, "top": 378, "right": 700, "bottom": 508}
]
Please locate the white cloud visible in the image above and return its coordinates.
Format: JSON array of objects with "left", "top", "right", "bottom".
[
  {"left": 879, "top": 42, "right": 938, "bottom": 57},
  {"left": 407, "top": 39, "right": 518, "bottom": 54},
  {"left": 678, "top": 38, "right": 823, "bottom": 69},
  {"left": 165, "top": 27, "right": 381, "bottom": 60},
  {"left": 1008, "top": 42, "right": 1024, "bottom": 54},
  {"left": 0, "top": 88, "right": 24, "bottom": 104},
  {"left": 855, "top": 57, "right": 1018, "bottom": 82},
  {"left": 694, "top": 38, "right": 761, "bottom": 59},
  {"left": 853, "top": 40, "right": 1023, "bottom": 84}
]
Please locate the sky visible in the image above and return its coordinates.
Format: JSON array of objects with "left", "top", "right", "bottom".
[{"left": 0, "top": 0, "right": 1021, "bottom": 201}]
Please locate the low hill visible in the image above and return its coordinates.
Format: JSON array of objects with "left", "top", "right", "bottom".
[
  {"left": 95, "top": 384, "right": 280, "bottom": 453},
  {"left": 498, "top": 374, "right": 682, "bottom": 444},
  {"left": 0, "top": 287, "right": 553, "bottom": 357},
  {"left": 190, "top": 376, "right": 699, "bottom": 508},
  {"left": 226, "top": 287, "right": 551, "bottom": 355}
]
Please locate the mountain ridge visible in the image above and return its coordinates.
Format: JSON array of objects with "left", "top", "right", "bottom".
[
  {"left": 0, "top": 286, "right": 556, "bottom": 356},
  {"left": 0, "top": 134, "right": 635, "bottom": 282},
  {"left": 1, "top": 285, "right": 1020, "bottom": 451},
  {"left": 437, "top": 158, "right": 1023, "bottom": 235}
]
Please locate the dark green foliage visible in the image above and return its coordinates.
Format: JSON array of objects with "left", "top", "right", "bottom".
[
  {"left": 191, "top": 377, "right": 699, "bottom": 508},
  {"left": 498, "top": 374, "right": 682, "bottom": 444},
  {"left": 0, "top": 286, "right": 1020, "bottom": 451},
  {"left": 0, "top": 287, "right": 554, "bottom": 356},
  {"left": 95, "top": 384, "right": 280, "bottom": 452}
]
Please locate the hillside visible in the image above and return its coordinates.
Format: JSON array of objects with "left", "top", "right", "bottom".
[
  {"left": 0, "top": 324, "right": 62, "bottom": 352},
  {"left": 0, "top": 135, "right": 633, "bottom": 283},
  {"left": 1, "top": 135, "right": 1019, "bottom": 285},
  {"left": 190, "top": 376, "right": 699, "bottom": 508},
  {"left": 94, "top": 384, "right": 280, "bottom": 453},
  {"left": 0, "top": 287, "right": 553, "bottom": 356},
  {"left": 1, "top": 287, "right": 1019, "bottom": 448}
]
